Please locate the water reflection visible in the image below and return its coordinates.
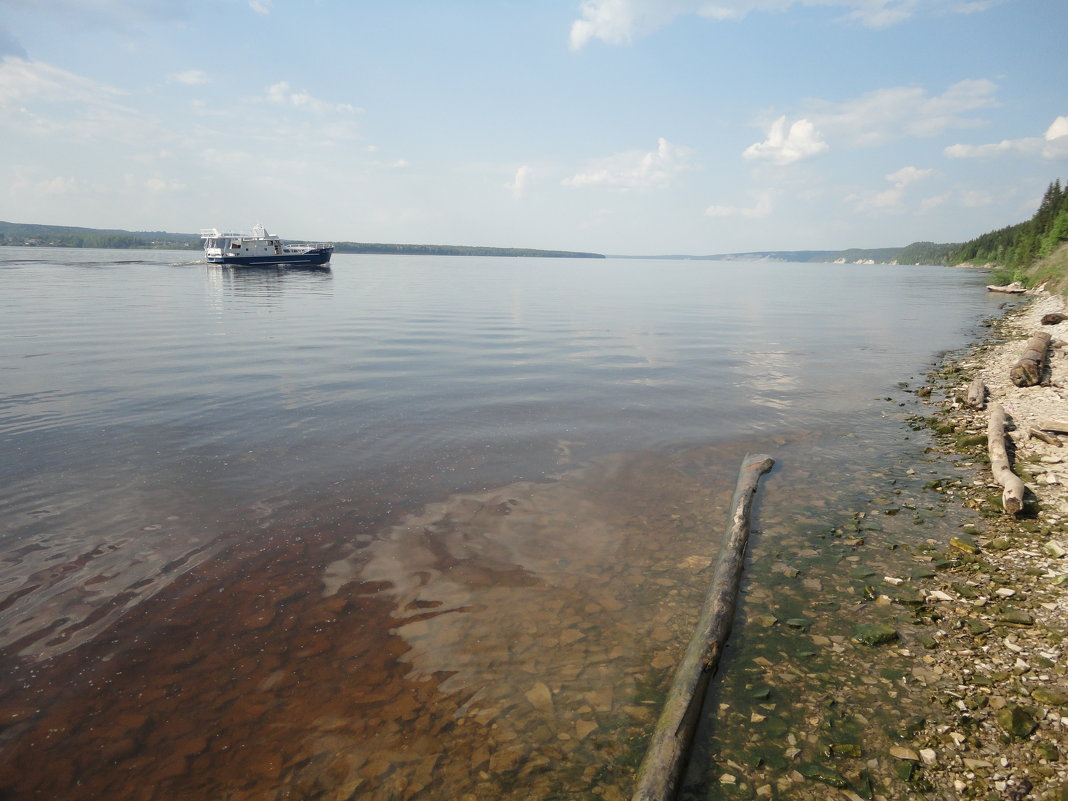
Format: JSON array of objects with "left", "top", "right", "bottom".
[{"left": 205, "top": 263, "right": 333, "bottom": 296}]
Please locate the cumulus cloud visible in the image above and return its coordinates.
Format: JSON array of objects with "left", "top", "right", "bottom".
[
  {"left": 886, "top": 165, "right": 933, "bottom": 187},
  {"left": 568, "top": 0, "right": 1003, "bottom": 48},
  {"left": 852, "top": 165, "right": 934, "bottom": 214},
  {"left": 744, "top": 79, "right": 996, "bottom": 164},
  {"left": 743, "top": 117, "right": 828, "bottom": 165},
  {"left": 945, "top": 114, "right": 1068, "bottom": 160},
  {"left": 263, "top": 82, "right": 360, "bottom": 114},
  {"left": 1047, "top": 116, "right": 1068, "bottom": 141},
  {"left": 564, "top": 137, "right": 694, "bottom": 189},
  {"left": 507, "top": 165, "right": 533, "bottom": 199}
]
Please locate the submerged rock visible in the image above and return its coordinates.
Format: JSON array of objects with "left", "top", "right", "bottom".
[
  {"left": 1031, "top": 687, "right": 1068, "bottom": 706},
  {"left": 996, "top": 705, "right": 1037, "bottom": 739},
  {"left": 852, "top": 623, "right": 898, "bottom": 646},
  {"left": 798, "top": 762, "right": 849, "bottom": 788}
]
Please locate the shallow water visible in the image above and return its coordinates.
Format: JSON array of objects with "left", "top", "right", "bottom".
[{"left": 0, "top": 249, "right": 1009, "bottom": 798}]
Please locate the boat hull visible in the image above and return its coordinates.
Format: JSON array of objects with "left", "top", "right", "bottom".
[{"left": 206, "top": 248, "right": 333, "bottom": 267}]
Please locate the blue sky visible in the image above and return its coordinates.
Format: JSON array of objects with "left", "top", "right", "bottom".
[{"left": 1, "top": 0, "right": 1066, "bottom": 254}]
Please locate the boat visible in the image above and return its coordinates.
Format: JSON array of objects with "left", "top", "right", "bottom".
[{"left": 200, "top": 225, "right": 334, "bottom": 267}]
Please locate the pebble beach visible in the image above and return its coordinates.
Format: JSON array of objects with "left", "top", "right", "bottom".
[{"left": 907, "top": 288, "right": 1068, "bottom": 801}]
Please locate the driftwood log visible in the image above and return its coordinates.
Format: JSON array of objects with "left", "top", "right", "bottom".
[
  {"left": 1039, "top": 420, "right": 1068, "bottom": 434},
  {"left": 1009, "top": 332, "right": 1051, "bottom": 387},
  {"left": 1029, "top": 427, "right": 1062, "bottom": 447},
  {"left": 988, "top": 403, "right": 1025, "bottom": 515},
  {"left": 987, "top": 282, "right": 1026, "bottom": 294},
  {"left": 630, "top": 453, "right": 774, "bottom": 801},
  {"left": 965, "top": 378, "right": 987, "bottom": 410}
]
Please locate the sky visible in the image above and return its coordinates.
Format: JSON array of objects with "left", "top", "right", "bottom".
[{"left": 1, "top": 0, "right": 1066, "bottom": 255}]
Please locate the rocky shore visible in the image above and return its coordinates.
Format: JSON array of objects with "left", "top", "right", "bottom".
[{"left": 910, "top": 290, "right": 1068, "bottom": 800}]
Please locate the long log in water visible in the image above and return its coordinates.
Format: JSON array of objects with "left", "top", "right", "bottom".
[
  {"left": 988, "top": 403, "right": 1025, "bottom": 515},
  {"left": 1009, "top": 332, "right": 1051, "bottom": 387},
  {"left": 630, "top": 453, "right": 775, "bottom": 801}
]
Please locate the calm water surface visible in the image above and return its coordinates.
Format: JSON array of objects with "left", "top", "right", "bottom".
[{"left": 0, "top": 249, "right": 1006, "bottom": 799}]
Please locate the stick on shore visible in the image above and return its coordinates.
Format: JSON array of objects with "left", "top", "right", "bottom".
[{"left": 630, "top": 453, "right": 774, "bottom": 801}]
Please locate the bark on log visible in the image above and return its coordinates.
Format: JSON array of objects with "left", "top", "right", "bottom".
[
  {"left": 630, "top": 453, "right": 775, "bottom": 801},
  {"left": 1009, "top": 332, "right": 1051, "bottom": 387},
  {"left": 965, "top": 378, "right": 987, "bottom": 410},
  {"left": 988, "top": 403, "right": 1025, "bottom": 515},
  {"left": 1029, "top": 427, "right": 1062, "bottom": 447},
  {"left": 1038, "top": 420, "right": 1068, "bottom": 434}
]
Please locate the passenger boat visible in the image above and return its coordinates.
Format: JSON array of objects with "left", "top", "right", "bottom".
[{"left": 201, "top": 225, "right": 334, "bottom": 267}]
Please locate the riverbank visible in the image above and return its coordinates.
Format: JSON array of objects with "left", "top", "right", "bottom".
[{"left": 909, "top": 290, "right": 1068, "bottom": 800}]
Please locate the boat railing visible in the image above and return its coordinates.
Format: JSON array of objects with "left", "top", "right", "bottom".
[
  {"left": 200, "top": 228, "right": 245, "bottom": 239},
  {"left": 282, "top": 242, "right": 334, "bottom": 251}
]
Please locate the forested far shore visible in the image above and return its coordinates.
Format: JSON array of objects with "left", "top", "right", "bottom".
[{"left": 0, "top": 222, "right": 603, "bottom": 259}]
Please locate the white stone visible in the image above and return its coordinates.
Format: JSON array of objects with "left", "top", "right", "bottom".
[
  {"left": 920, "top": 748, "right": 937, "bottom": 765},
  {"left": 927, "top": 590, "right": 955, "bottom": 601}
]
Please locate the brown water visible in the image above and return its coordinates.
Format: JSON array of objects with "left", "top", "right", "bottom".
[{"left": 0, "top": 249, "right": 1010, "bottom": 799}]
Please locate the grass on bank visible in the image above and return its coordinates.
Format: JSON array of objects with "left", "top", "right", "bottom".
[{"left": 990, "top": 241, "right": 1068, "bottom": 296}]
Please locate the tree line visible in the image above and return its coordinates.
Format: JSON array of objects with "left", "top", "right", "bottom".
[{"left": 949, "top": 179, "right": 1068, "bottom": 269}]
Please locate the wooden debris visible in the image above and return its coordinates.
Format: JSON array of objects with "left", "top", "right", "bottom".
[
  {"left": 1038, "top": 420, "right": 1068, "bottom": 434},
  {"left": 987, "top": 282, "right": 1026, "bottom": 294},
  {"left": 987, "top": 403, "right": 1025, "bottom": 515},
  {"left": 1009, "top": 332, "right": 1051, "bottom": 387},
  {"left": 1041, "top": 312, "right": 1068, "bottom": 325},
  {"left": 630, "top": 453, "right": 775, "bottom": 801},
  {"left": 1029, "top": 428, "right": 1062, "bottom": 447},
  {"left": 965, "top": 378, "right": 987, "bottom": 409}
]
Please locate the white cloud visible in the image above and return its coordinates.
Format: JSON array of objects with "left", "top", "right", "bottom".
[
  {"left": 249, "top": 0, "right": 272, "bottom": 14},
  {"left": 568, "top": 0, "right": 1003, "bottom": 48},
  {"left": 745, "top": 79, "right": 996, "bottom": 164},
  {"left": 0, "top": 56, "right": 163, "bottom": 144},
  {"left": 1046, "top": 116, "right": 1068, "bottom": 142},
  {"left": 144, "top": 177, "right": 185, "bottom": 193},
  {"left": 0, "top": 56, "right": 125, "bottom": 107},
  {"left": 960, "top": 189, "right": 993, "bottom": 207},
  {"left": 38, "top": 175, "right": 79, "bottom": 195},
  {"left": 852, "top": 165, "right": 933, "bottom": 214},
  {"left": 920, "top": 192, "right": 950, "bottom": 212},
  {"left": 945, "top": 114, "right": 1068, "bottom": 160},
  {"left": 169, "top": 70, "right": 209, "bottom": 85},
  {"left": 743, "top": 116, "right": 828, "bottom": 165},
  {"left": 886, "top": 165, "right": 932, "bottom": 187},
  {"left": 810, "top": 79, "right": 997, "bottom": 147},
  {"left": 705, "top": 191, "right": 774, "bottom": 218},
  {"left": 507, "top": 165, "right": 533, "bottom": 199},
  {"left": 264, "top": 81, "right": 360, "bottom": 114},
  {"left": 564, "top": 137, "right": 694, "bottom": 189}
]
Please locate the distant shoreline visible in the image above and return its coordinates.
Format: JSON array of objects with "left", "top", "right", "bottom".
[{"left": 0, "top": 221, "right": 604, "bottom": 259}]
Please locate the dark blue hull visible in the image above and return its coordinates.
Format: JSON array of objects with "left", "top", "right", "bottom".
[{"left": 206, "top": 247, "right": 333, "bottom": 267}]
